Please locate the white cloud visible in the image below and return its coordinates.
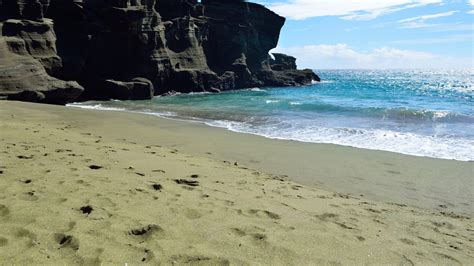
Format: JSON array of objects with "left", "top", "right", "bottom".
[
  {"left": 468, "top": 0, "right": 474, "bottom": 14},
  {"left": 263, "top": 0, "right": 442, "bottom": 20},
  {"left": 272, "top": 44, "right": 472, "bottom": 69},
  {"left": 392, "top": 33, "right": 474, "bottom": 44},
  {"left": 397, "top": 11, "right": 458, "bottom": 28},
  {"left": 398, "top": 11, "right": 457, "bottom": 22}
]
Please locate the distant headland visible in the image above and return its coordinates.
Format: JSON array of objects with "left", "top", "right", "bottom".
[{"left": 0, "top": 0, "right": 319, "bottom": 104}]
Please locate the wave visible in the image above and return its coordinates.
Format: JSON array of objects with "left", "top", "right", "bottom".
[
  {"left": 68, "top": 102, "right": 474, "bottom": 161},
  {"left": 66, "top": 103, "right": 126, "bottom": 112},
  {"left": 206, "top": 120, "right": 474, "bottom": 161},
  {"left": 280, "top": 102, "right": 473, "bottom": 123},
  {"left": 317, "top": 80, "right": 335, "bottom": 84},
  {"left": 66, "top": 69, "right": 473, "bottom": 162},
  {"left": 247, "top": 88, "right": 266, "bottom": 92},
  {"left": 265, "top": 100, "right": 280, "bottom": 104}
]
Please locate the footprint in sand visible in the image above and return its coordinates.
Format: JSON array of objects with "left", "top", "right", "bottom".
[
  {"left": 0, "top": 204, "right": 10, "bottom": 217},
  {"left": 387, "top": 170, "right": 401, "bottom": 175},
  {"left": 55, "top": 233, "right": 80, "bottom": 250},
  {"left": 141, "top": 249, "right": 155, "bottom": 263},
  {"left": 152, "top": 169, "right": 166, "bottom": 173},
  {"left": 184, "top": 208, "right": 203, "bottom": 219},
  {"left": 230, "top": 227, "right": 269, "bottom": 246},
  {"left": 431, "top": 221, "right": 455, "bottom": 230},
  {"left": 17, "top": 155, "right": 34, "bottom": 159},
  {"left": 434, "top": 252, "right": 462, "bottom": 265},
  {"left": 316, "top": 213, "right": 358, "bottom": 230},
  {"left": 417, "top": 236, "right": 438, "bottom": 244},
  {"left": 247, "top": 209, "right": 281, "bottom": 220},
  {"left": 399, "top": 255, "right": 414, "bottom": 266},
  {"left": 0, "top": 237, "right": 8, "bottom": 247},
  {"left": 174, "top": 179, "right": 199, "bottom": 187},
  {"left": 400, "top": 238, "right": 416, "bottom": 245},
  {"left": 315, "top": 213, "right": 339, "bottom": 222},
  {"left": 440, "top": 211, "right": 470, "bottom": 220},
  {"left": 129, "top": 224, "right": 165, "bottom": 239},
  {"left": 169, "top": 255, "right": 230, "bottom": 265},
  {"left": 251, "top": 233, "right": 268, "bottom": 243},
  {"left": 20, "top": 191, "right": 38, "bottom": 201},
  {"left": 14, "top": 228, "right": 37, "bottom": 247}
]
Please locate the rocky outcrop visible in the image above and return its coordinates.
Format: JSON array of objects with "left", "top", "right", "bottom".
[
  {"left": 100, "top": 78, "right": 154, "bottom": 101},
  {"left": 0, "top": 0, "right": 319, "bottom": 104},
  {"left": 2, "top": 18, "right": 61, "bottom": 74},
  {"left": 0, "top": 0, "right": 84, "bottom": 104},
  {"left": 263, "top": 53, "right": 320, "bottom": 86},
  {"left": 270, "top": 53, "right": 297, "bottom": 71},
  {"left": 0, "top": 35, "right": 83, "bottom": 104}
]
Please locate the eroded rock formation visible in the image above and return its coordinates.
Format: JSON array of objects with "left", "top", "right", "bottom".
[{"left": 0, "top": 0, "right": 319, "bottom": 104}]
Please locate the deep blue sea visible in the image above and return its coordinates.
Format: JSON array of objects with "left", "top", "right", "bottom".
[{"left": 69, "top": 70, "right": 474, "bottom": 161}]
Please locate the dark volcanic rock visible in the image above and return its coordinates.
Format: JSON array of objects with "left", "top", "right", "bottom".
[
  {"left": 0, "top": 36, "right": 83, "bottom": 104},
  {"left": 101, "top": 78, "right": 154, "bottom": 100},
  {"left": 0, "top": 0, "right": 319, "bottom": 104},
  {"left": 265, "top": 53, "right": 321, "bottom": 86},
  {"left": 257, "top": 69, "right": 320, "bottom": 87},
  {"left": 0, "top": 0, "right": 84, "bottom": 104},
  {"left": 270, "top": 53, "right": 297, "bottom": 71},
  {"left": 2, "top": 18, "right": 62, "bottom": 74},
  {"left": 202, "top": 0, "right": 287, "bottom": 87}
]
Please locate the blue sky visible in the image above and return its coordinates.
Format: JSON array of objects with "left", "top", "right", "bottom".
[{"left": 256, "top": 0, "right": 474, "bottom": 69}]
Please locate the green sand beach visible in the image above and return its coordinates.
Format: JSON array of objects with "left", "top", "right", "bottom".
[{"left": 0, "top": 101, "right": 472, "bottom": 264}]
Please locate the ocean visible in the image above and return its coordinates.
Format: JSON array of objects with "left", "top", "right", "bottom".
[{"left": 69, "top": 69, "right": 474, "bottom": 161}]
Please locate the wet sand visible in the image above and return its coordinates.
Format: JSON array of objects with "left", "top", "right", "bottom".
[{"left": 0, "top": 101, "right": 472, "bottom": 264}]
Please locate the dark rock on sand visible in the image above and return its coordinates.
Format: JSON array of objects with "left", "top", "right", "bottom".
[
  {"left": 0, "top": 0, "right": 319, "bottom": 104},
  {"left": 88, "top": 165, "right": 103, "bottom": 170},
  {"left": 80, "top": 205, "right": 93, "bottom": 215}
]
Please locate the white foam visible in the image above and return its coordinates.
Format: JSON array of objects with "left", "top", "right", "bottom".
[
  {"left": 67, "top": 102, "right": 474, "bottom": 162},
  {"left": 205, "top": 120, "right": 474, "bottom": 161},
  {"left": 248, "top": 88, "right": 266, "bottom": 92},
  {"left": 189, "top": 91, "right": 211, "bottom": 95},
  {"left": 289, "top": 101, "right": 302, "bottom": 105},
  {"left": 317, "top": 80, "right": 335, "bottom": 84},
  {"left": 66, "top": 103, "right": 126, "bottom": 112},
  {"left": 265, "top": 100, "right": 280, "bottom": 104},
  {"left": 432, "top": 110, "right": 450, "bottom": 120}
]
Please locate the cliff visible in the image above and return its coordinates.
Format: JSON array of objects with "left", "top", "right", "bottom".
[{"left": 0, "top": 0, "right": 320, "bottom": 104}]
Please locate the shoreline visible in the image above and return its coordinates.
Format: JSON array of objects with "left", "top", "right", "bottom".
[
  {"left": 1, "top": 101, "right": 473, "bottom": 264},
  {"left": 4, "top": 101, "right": 473, "bottom": 214},
  {"left": 68, "top": 102, "right": 473, "bottom": 162},
  {"left": 63, "top": 102, "right": 472, "bottom": 214}
]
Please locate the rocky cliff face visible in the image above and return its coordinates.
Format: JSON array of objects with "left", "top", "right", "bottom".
[{"left": 0, "top": 0, "right": 319, "bottom": 104}]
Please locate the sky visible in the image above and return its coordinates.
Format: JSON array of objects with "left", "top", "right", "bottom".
[{"left": 255, "top": 0, "right": 474, "bottom": 69}]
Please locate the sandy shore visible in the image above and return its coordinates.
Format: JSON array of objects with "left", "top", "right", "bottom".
[{"left": 0, "top": 101, "right": 472, "bottom": 264}]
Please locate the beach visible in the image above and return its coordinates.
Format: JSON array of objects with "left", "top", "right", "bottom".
[{"left": 0, "top": 101, "right": 473, "bottom": 264}]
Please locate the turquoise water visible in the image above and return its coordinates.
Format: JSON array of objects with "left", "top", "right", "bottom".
[{"left": 70, "top": 69, "right": 474, "bottom": 161}]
